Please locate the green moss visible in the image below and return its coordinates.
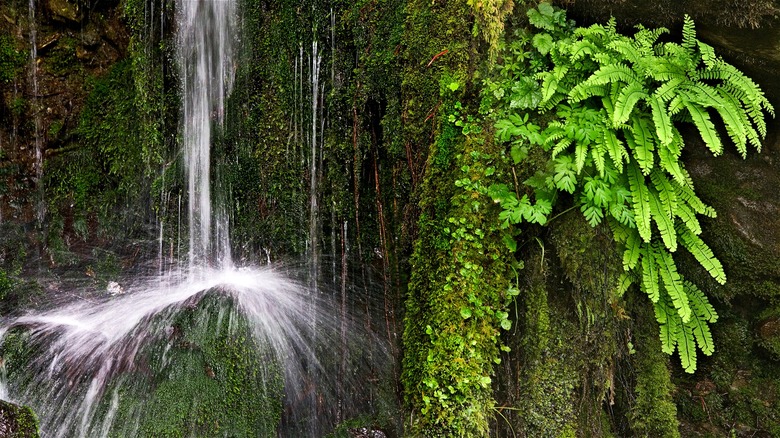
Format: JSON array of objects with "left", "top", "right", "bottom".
[
  {"left": 0, "top": 400, "right": 40, "bottom": 438},
  {"left": 0, "top": 35, "right": 26, "bottom": 83},
  {"left": 628, "top": 300, "right": 681, "bottom": 437},
  {"left": 43, "top": 36, "right": 80, "bottom": 77}
]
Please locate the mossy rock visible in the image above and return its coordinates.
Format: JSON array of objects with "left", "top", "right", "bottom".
[
  {"left": 0, "top": 292, "right": 284, "bottom": 437},
  {"left": 0, "top": 400, "right": 40, "bottom": 438},
  {"left": 96, "top": 292, "right": 284, "bottom": 437}
]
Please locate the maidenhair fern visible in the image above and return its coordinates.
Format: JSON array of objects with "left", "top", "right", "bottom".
[{"left": 489, "top": 6, "right": 773, "bottom": 372}]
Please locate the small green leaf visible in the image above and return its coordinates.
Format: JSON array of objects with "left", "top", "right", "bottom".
[
  {"left": 502, "top": 234, "right": 518, "bottom": 252},
  {"left": 501, "top": 319, "right": 512, "bottom": 330},
  {"left": 460, "top": 307, "right": 472, "bottom": 319}
]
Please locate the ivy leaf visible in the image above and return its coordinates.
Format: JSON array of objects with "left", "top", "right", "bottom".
[{"left": 532, "top": 33, "right": 555, "bottom": 55}]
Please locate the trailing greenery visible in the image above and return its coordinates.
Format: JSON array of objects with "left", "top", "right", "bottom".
[
  {"left": 467, "top": 0, "right": 516, "bottom": 59},
  {"left": 401, "top": 0, "right": 522, "bottom": 435},
  {"left": 486, "top": 3, "right": 773, "bottom": 373}
]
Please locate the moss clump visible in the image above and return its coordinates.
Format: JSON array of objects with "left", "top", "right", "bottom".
[
  {"left": 628, "top": 299, "right": 681, "bottom": 437},
  {"left": 0, "top": 400, "right": 40, "bottom": 438}
]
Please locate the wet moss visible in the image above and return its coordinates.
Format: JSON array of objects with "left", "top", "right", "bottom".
[
  {"left": 0, "top": 400, "right": 40, "bottom": 438},
  {"left": 92, "top": 293, "right": 284, "bottom": 437}
]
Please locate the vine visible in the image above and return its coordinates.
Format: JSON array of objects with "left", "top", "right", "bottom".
[{"left": 487, "top": 4, "right": 773, "bottom": 372}]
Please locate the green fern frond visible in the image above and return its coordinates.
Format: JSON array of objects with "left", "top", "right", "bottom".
[
  {"left": 674, "top": 202, "right": 702, "bottom": 235},
  {"left": 633, "top": 26, "right": 668, "bottom": 54},
  {"left": 648, "top": 94, "right": 674, "bottom": 145},
  {"left": 568, "top": 40, "right": 599, "bottom": 62},
  {"left": 681, "top": 15, "right": 697, "bottom": 53},
  {"left": 570, "top": 64, "right": 643, "bottom": 101},
  {"left": 711, "top": 89, "right": 755, "bottom": 155},
  {"left": 679, "top": 322, "right": 698, "bottom": 373},
  {"left": 641, "top": 245, "right": 661, "bottom": 302},
  {"left": 591, "top": 141, "right": 606, "bottom": 176},
  {"left": 649, "top": 189, "right": 677, "bottom": 251},
  {"left": 614, "top": 82, "right": 648, "bottom": 127},
  {"left": 627, "top": 117, "right": 655, "bottom": 174},
  {"left": 653, "top": 77, "right": 686, "bottom": 102},
  {"left": 650, "top": 170, "right": 678, "bottom": 218},
  {"left": 628, "top": 163, "right": 652, "bottom": 242},
  {"left": 685, "top": 282, "right": 718, "bottom": 357},
  {"left": 623, "top": 230, "right": 641, "bottom": 271},
  {"left": 602, "top": 129, "right": 627, "bottom": 173},
  {"left": 687, "top": 313, "right": 715, "bottom": 356},
  {"left": 685, "top": 281, "right": 718, "bottom": 323},
  {"left": 685, "top": 82, "right": 724, "bottom": 107},
  {"left": 654, "top": 296, "right": 680, "bottom": 355},
  {"left": 551, "top": 138, "right": 573, "bottom": 158},
  {"left": 678, "top": 226, "right": 726, "bottom": 284},
  {"left": 617, "top": 272, "right": 634, "bottom": 296},
  {"left": 644, "top": 58, "right": 688, "bottom": 83},
  {"left": 667, "top": 95, "right": 686, "bottom": 116},
  {"left": 684, "top": 101, "right": 723, "bottom": 156},
  {"left": 607, "top": 39, "right": 641, "bottom": 65},
  {"left": 569, "top": 83, "right": 609, "bottom": 102},
  {"left": 575, "top": 141, "right": 589, "bottom": 172},
  {"left": 673, "top": 180, "right": 716, "bottom": 217},
  {"left": 658, "top": 141, "right": 689, "bottom": 187},
  {"left": 654, "top": 247, "right": 691, "bottom": 322}
]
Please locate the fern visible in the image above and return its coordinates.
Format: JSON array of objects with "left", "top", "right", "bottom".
[
  {"left": 492, "top": 5, "right": 773, "bottom": 373},
  {"left": 678, "top": 226, "right": 726, "bottom": 284}
]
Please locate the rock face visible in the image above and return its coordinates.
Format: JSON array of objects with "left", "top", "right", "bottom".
[
  {"left": 46, "top": 0, "right": 80, "bottom": 24},
  {"left": 0, "top": 0, "right": 129, "bottom": 224},
  {"left": 0, "top": 400, "right": 40, "bottom": 438}
]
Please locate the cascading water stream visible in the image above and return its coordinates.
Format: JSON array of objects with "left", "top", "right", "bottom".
[
  {"left": 0, "top": 1, "right": 393, "bottom": 436},
  {"left": 28, "top": 0, "right": 44, "bottom": 226},
  {"left": 177, "top": 0, "right": 236, "bottom": 273}
]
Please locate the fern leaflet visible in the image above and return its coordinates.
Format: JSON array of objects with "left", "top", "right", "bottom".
[
  {"left": 678, "top": 226, "right": 726, "bottom": 284},
  {"left": 628, "top": 163, "right": 652, "bottom": 242},
  {"left": 654, "top": 247, "right": 691, "bottom": 323}
]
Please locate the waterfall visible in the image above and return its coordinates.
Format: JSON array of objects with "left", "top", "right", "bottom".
[
  {"left": 176, "top": 0, "right": 236, "bottom": 273},
  {"left": 0, "top": 2, "right": 395, "bottom": 436}
]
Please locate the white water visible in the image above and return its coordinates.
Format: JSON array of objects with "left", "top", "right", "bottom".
[
  {"left": 0, "top": 267, "right": 383, "bottom": 436},
  {"left": 177, "top": 0, "right": 236, "bottom": 273}
]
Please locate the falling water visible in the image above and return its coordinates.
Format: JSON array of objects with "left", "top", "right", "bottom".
[
  {"left": 177, "top": 0, "right": 236, "bottom": 273},
  {"left": 308, "top": 40, "right": 322, "bottom": 288},
  {"left": 28, "top": 0, "right": 44, "bottom": 225}
]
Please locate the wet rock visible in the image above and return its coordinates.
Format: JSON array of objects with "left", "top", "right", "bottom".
[
  {"left": 80, "top": 27, "right": 101, "bottom": 49},
  {"left": 758, "top": 316, "right": 780, "bottom": 341},
  {"left": 348, "top": 427, "right": 387, "bottom": 438},
  {"left": 0, "top": 400, "right": 40, "bottom": 438},
  {"left": 106, "top": 281, "right": 124, "bottom": 296},
  {"left": 36, "top": 33, "right": 60, "bottom": 53},
  {"left": 47, "top": 0, "right": 80, "bottom": 25}
]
